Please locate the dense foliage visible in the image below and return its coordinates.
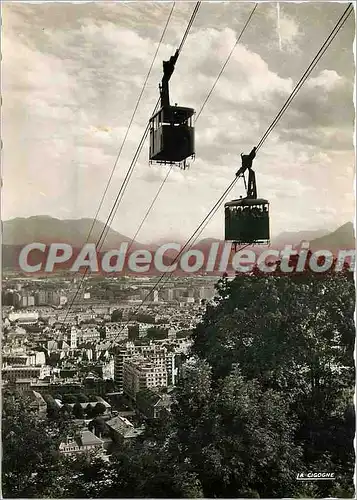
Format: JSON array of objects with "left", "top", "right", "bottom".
[
  {"left": 191, "top": 270, "right": 355, "bottom": 497},
  {"left": 2, "top": 270, "right": 355, "bottom": 498},
  {"left": 2, "top": 394, "right": 69, "bottom": 498}
]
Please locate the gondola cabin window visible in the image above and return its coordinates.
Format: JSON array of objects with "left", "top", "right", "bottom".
[
  {"left": 225, "top": 198, "right": 270, "bottom": 245},
  {"left": 149, "top": 105, "right": 195, "bottom": 165}
]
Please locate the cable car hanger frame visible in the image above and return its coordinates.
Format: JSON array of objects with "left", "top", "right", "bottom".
[
  {"left": 149, "top": 49, "right": 196, "bottom": 171},
  {"left": 225, "top": 146, "right": 270, "bottom": 249}
]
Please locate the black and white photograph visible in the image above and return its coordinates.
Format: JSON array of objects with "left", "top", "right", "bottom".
[{"left": 1, "top": 1, "right": 356, "bottom": 498}]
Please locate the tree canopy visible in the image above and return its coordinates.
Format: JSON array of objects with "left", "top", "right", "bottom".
[
  {"left": 2, "top": 394, "right": 68, "bottom": 498},
  {"left": 2, "top": 270, "right": 354, "bottom": 498},
  {"left": 190, "top": 270, "right": 355, "bottom": 497}
]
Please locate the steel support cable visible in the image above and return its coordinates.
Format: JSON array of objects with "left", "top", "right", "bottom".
[
  {"left": 64, "top": 114, "right": 158, "bottom": 324},
  {"left": 114, "top": 6, "right": 261, "bottom": 325},
  {"left": 194, "top": 4, "right": 354, "bottom": 244},
  {"left": 256, "top": 2, "right": 353, "bottom": 151},
  {"left": 120, "top": 4, "right": 256, "bottom": 263},
  {"left": 178, "top": 2, "right": 201, "bottom": 52},
  {"left": 118, "top": 4, "right": 258, "bottom": 284},
  {"left": 138, "top": 177, "right": 239, "bottom": 291},
  {"left": 63, "top": 104, "right": 160, "bottom": 327},
  {"left": 62, "top": 3, "right": 201, "bottom": 326},
  {"left": 189, "top": 3, "right": 354, "bottom": 249},
  {"left": 97, "top": 2, "right": 202, "bottom": 253},
  {"left": 63, "top": 98, "right": 162, "bottom": 324},
  {"left": 107, "top": 3, "right": 354, "bottom": 343},
  {"left": 63, "top": 3, "right": 176, "bottom": 321},
  {"left": 195, "top": 3, "right": 258, "bottom": 123},
  {"left": 126, "top": 166, "right": 173, "bottom": 254},
  {"left": 108, "top": 176, "right": 238, "bottom": 345},
  {"left": 134, "top": 5, "right": 258, "bottom": 284},
  {"left": 83, "top": 2, "right": 176, "bottom": 252},
  {"left": 96, "top": 113, "right": 157, "bottom": 252},
  {"left": 66, "top": 111, "right": 161, "bottom": 312},
  {"left": 106, "top": 3, "right": 207, "bottom": 259},
  {"left": 62, "top": 3, "right": 173, "bottom": 326},
  {"left": 109, "top": 3, "right": 203, "bottom": 253},
  {"left": 96, "top": 1, "right": 202, "bottom": 253}
]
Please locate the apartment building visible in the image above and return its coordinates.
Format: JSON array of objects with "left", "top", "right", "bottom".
[
  {"left": 2, "top": 365, "right": 52, "bottom": 383},
  {"left": 114, "top": 342, "right": 177, "bottom": 391},
  {"left": 123, "top": 357, "right": 167, "bottom": 400}
]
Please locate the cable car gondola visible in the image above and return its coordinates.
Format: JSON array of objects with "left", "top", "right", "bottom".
[
  {"left": 149, "top": 50, "right": 195, "bottom": 170},
  {"left": 225, "top": 147, "right": 270, "bottom": 248}
]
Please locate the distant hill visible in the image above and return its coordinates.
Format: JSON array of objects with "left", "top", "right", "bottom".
[
  {"left": 309, "top": 222, "right": 355, "bottom": 253},
  {"left": 2, "top": 216, "right": 144, "bottom": 251},
  {"left": 192, "top": 238, "right": 223, "bottom": 250},
  {"left": 271, "top": 229, "right": 328, "bottom": 248},
  {"left": 190, "top": 224, "right": 355, "bottom": 257},
  {"left": 1, "top": 216, "right": 354, "bottom": 273}
]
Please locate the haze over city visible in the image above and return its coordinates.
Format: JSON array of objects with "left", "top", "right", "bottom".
[{"left": 2, "top": 2, "right": 355, "bottom": 243}]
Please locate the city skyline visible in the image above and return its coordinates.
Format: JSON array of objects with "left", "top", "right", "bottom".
[{"left": 2, "top": 2, "right": 355, "bottom": 243}]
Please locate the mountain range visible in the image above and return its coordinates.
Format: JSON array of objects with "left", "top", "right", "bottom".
[
  {"left": 2, "top": 216, "right": 148, "bottom": 251},
  {"left": 1, "top": 216, "right": 355, "bottom": 272},
  {"left": 309, "top": 222, "right": 355, "bottom": 253}
]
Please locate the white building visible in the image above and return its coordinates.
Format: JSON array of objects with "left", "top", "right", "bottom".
[
  {"left": 59, "top": 430, "right": 104, "bottom": 455},
  {"left": 78, "top": 327, "right": 100, "bottom": 344},
  {"left": 70, "top": 327, "right": 78, "bottom": 349},
  {"left": 2, "top": 364, "right": 52, "bottom": 382},
  {"left": 199, "top": 286, "right": 215, "bottom": 300},
  {"left": 8, "top": 311, "right": 39, "bottom": 324},
  {"left": 102, "top": 357, "right": 115, "bottom": 380},
  {"left": 60, "top": 296, "right": 68, "bottom": 306},
  {"left": 115, "top": 342, "right": 178, "bottom": 390},
  {"left": 123, "top": 357, "right": 167, "bottom": 400},
  {"left": 27, "top": 351, "right": 46, "bottom": 366}
]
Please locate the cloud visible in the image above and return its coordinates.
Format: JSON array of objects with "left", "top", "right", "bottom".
[
  {"left": 2, "top": 2, "right": 355, "bottom": 243},
  {"left": 306, "top": 69, "right": 343, "bottom": 91},
  {"left": 272, "top": 69, "right": 354, "bottom": 151}
]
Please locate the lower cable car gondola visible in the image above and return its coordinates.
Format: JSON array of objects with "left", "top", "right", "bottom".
[
  {"left": 225, "top": 147, "right": 270, "bottom": 248},
  {"left": 149, "top": 50, "right": 195, "bottom": 170},
  {"left": 225, "top": 198, "right": 270, "bottom": 245}
]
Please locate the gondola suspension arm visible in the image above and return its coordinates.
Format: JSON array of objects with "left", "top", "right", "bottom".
[
  {"left": 160, "top": 49, "right": 179, "bottom": 108},
  {"left": 235, "top": 146, "right": 258, "bottom": 200}
]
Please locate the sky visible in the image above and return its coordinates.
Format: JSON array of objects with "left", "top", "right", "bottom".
[{"left": 2, "top": 1, "right": 355, "bottom": 243}]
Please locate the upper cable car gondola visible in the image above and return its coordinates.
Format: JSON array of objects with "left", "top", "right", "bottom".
[
  {"left": 225, "top": 147, "right": 270, "bottom": 248},
  {"left": 149, "top": 50, "right": 195, "bottom": 170}
]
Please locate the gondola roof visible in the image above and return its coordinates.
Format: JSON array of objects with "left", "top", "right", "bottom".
[
  {"left": 150, "top": 105, "right": 195, "bottom": 121},
  {"left": 225, "top": 198, "right": 269, "bottom": 207}
]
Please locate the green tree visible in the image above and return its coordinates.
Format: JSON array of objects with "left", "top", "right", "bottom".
[
  {"left": 76, "top": 393, "right": 89, "bottom": 403},
  {"left": 62, "top": 393, "right": 77, "bottom": 404},
  {"left": 99, "top": 325, "right": 106, "bottom": 340},
  {"left": 60, "top": 403, "right": 73, "bottom": 420},
  {"left": 88, "top": 416, "right": 107, "bottom": 438},
  {"left": 58, "top": 452, "right": 115, "bottom": 498},
  {"left": 93, "top": 402, "right": 106, "bottom": 416},
  {"left": 47, "top": 352, "right": 61, "bottom": 367},
  {"left": 111, "top": 309, "right": 123, "bottom": 322},
  {"left": 85, "top": 403, "right": 95, "bottom": 419},
  {"left": 2, "top": 391, "right": 113, "bottom": 498},
  {"left": 191, "top": 270, "right": 355, "bottom": 496},
  {"left": 73, "top": 401, "right": 85, "bottom": 419},
  {"left": 2, "top": 393, "right": 67, "bottom": 497},
  {"left": 169, "top": 360, "right": 302, "bottom": 498},
  {"left": 46, "top": 397, "right": 61, "bottom": 421},
  {"left": 105, "top": 444, "right": 203, "bottom": 498}
]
